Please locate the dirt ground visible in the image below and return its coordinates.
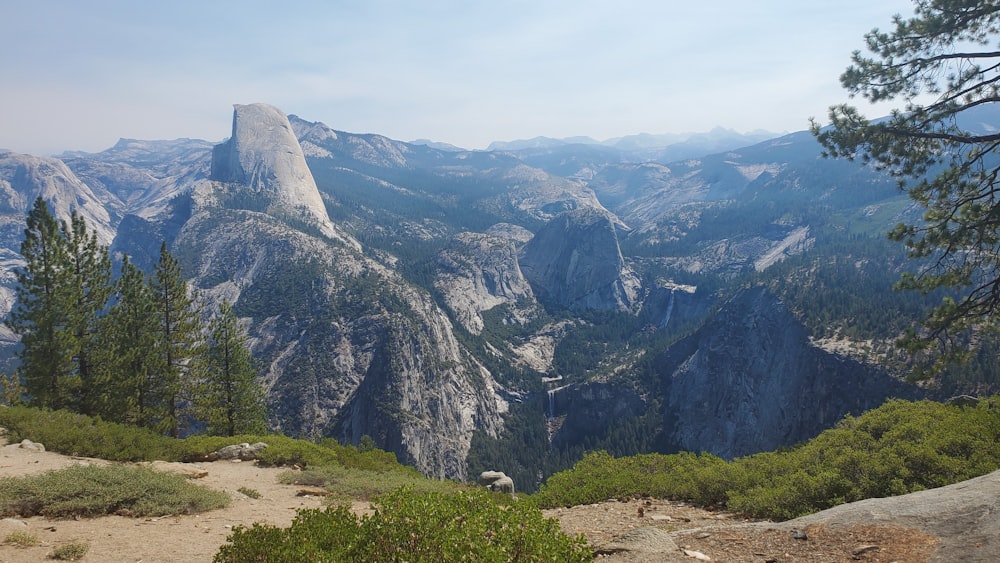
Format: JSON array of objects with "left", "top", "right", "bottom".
[{"left": 0, "top": 437, "right": 980, "bottom": 562}]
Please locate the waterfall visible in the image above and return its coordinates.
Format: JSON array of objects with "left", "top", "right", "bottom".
[
  {"left": 659, "top": 289, "right": 676, "bottom": 328},
  {"left": 547, "top": 389, "right": 555, "bottom": 418}
]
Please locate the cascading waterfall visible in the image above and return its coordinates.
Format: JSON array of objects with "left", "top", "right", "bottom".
[
  {"left": 547, "top": 389, "right": 555, "bottom": 419},
  {"left": 659, "top": 289, "right": 676, "bottom": 328}
]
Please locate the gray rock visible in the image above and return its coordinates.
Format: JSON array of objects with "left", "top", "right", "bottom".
[
  {"left": 477, "top": 470, "right": 508, "bottom": 487},
  {"left": 489, "top": 476, "right": 515, "bottom": 494},
  {"left": 478, "top": 470, "right": 515, "bottom": 494},
  {"left": 18, "top": 439, "right": 44, "bottom": 452},
  {"left": 595, "top": 526, "right": 680, "bottom": 558},
  {"left": 774, "top": 468, "right": 1000, "bottom": 563},
  {"left": 214, "top": 442, "right": 267, "bottom": 461},
  {"left": 210, "top": 103, "right": 358, "bottom": 250},
  {"left": 665, "top": 287, "right": 921, "bottom": 459},
  {"left": 519, "top": 207, "right": 639, "bottom": 312},
  {"left": 947, "top": 395, "right": 980, "bottom": 407}
]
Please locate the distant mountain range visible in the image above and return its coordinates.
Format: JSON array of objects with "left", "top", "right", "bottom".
[{"left": 1, "top": 103, "right": 997, "bottom": 489}]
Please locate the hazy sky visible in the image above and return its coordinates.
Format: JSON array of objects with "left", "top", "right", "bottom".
[{"left": 2, "top": 1, "right": 917, "bottom": 155}]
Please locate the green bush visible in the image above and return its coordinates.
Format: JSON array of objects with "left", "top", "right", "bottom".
[
  {"left": 0, "top": 464, "right": 229, "bottom": 518},
  {"left": 0, "top": 406, "right": 406, "bottom": 473},
  {"left": 533, "top": 398, "right": 1000, "bottom": 520},
  {"left": 0, "top": 407, "right": 183, "bottom": 461},
  {"left": 50, "top": 541, "right": 89, "bottom": 561},
  {"left": 4, "top": 530, "right": 38, "bottom": 547},
  {"left": 530, "top": 450, "right": 735, "bottom": 509},
  {"left": 215, "top": 487, "right": 590, "bottom": 562}
]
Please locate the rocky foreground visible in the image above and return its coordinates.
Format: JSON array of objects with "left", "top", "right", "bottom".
[{"left": 0, "top": 438, "right": 998, "bottom": 562}]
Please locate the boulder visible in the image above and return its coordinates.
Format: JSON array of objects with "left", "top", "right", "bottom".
[
  {"left": 478, "top": 470, "right": 515, "bottom": 494},
  {"left": 477, "top": 470, "right": 507, "bottom": 487},
  {"left": 17, "top": 439, "right": 44, "bottom": 452},
  {"left": 213, "top": 442, "right": 268, "bottom": 461},
  {"left": 141, "top": 460, "right": 209, "bottom": 479}
]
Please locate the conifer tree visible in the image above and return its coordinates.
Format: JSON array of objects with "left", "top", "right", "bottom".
[
  {"left": 150, "top": 242, "right": 203, "bottom": 437},
  {"left": 202, "top": 300, "right": 267, "bottom": 436},
  {"left": 62, "top": 210, "right": 112, "bottom": 416},
  {"left": 98, "top": 255, "right": 164, "bottom": 426},
  {"left": 7, "top": 198, "right": 75, "bottom": 409},
  {"left": 813, "top": 1, "right": 1000, "bottom": 370}
]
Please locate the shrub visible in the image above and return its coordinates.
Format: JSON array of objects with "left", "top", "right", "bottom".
[
  {"left": 215, "top": 487, "right": 590, "bottom": 562},
  {"left": 4, "top": 530, "right": 38, "bottom": 547},
  {"left": 50, "top": 541, "right": 89, "bottom": 561},
  {"left": 0, "top": 407, "right": 183, "bottom": 461},
  {"left": 0, "top": 406, "right": 408, "bottom": 474},
  {"left": 0, "top": 465, "right": 229, "bottom": 518},
  {"left": 532, "top": 398, "right": 1000, "bottom": 520},
  {"left": 237, "top": 487, "right": 261, "bottom": 499}
]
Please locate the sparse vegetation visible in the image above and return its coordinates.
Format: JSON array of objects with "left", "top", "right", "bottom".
[
  {"left": 49, "top": 541, "right": 89, "bottom": 561},
  {"left": 0, "top": 464, "right": 229, "bottom": 518},
  {"left": 237, "top": 486, "right": 261, "bottom": 499},
  {"left": 532, "top": 398, "right": 1000, "bottom": 520},
  {"left": 214, "top": 487, "right": 590, "bottom": 562},
  {"left": 4, "top": 530, "right": 39, "bottom": 547},
  {"left": 278, "top": 465, "right": 464, "bottom": 501}
]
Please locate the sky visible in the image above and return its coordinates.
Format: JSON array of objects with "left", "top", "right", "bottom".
[{"left": 1, "top": 0, "right": 918, "bottom": 156}]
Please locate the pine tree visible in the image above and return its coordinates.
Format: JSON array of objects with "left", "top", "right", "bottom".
[
  {"left": 202, "top": 300, "right": 267, "bottom": 436},
  {"left": 150, "top": 241, "right": 203, "bottom": 437},
  {"left": 62, "top": 210, "right": 112, "bottom": 416},
  {"left": 812, "top": 1, "right": 1000, "bottom": 370},
  {"left": 98, "top": 255, "right": 164, "bottom": 426},
  {"left": 7, "top": 198, "right": 76, "bottom": 409}
]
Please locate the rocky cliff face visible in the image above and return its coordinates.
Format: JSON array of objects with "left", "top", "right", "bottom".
[
  {"left": 663, "top": 287, "right": 921, "bottom": 459},
  {"left": 435, "top": 231, "right": 535, "bottom": 334},
  {"left": 210, "top": 103, "right": 357, "bottom": 250},
  {"left": 173, "top": 105, "right": 509, "bottom": 480},
  {"left": 0, "top": 151, "right": 116, "bottom": 245},
  {"left": 178, "top": 210, "right": 507, "bottom": 479},
  {"left": 519, "top": 207, "right": 640, "bottom": 312}
]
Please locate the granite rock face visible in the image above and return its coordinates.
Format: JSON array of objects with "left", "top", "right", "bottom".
[
  {"left": 435, "top": 231, "right": 535, "bottom": 334},
  {"left": 0, "top": 152, "right": 115, "bottom": 245},
  {"left": 519, "top": 207, "right": 640, "bottom": 312},
  {"left": 663, "top": 287, "right": 921, "bottom": 459},
  {"left": 210, "top": 103, "right": 358, "bottom": 250}
]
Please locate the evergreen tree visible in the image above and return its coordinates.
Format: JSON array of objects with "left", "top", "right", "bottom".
[
  {"left": 150, "top": 241, "right": 203, "bottom": 437},
  {"left": 62, "top": 210, "right": 112, "bottom": 416},
  {"left": 201, "top": 300, "right": 267, "bottom": 436},
  {"left": 812, "top": 1, "right": 1000, "bottom": 370},
  {"left": 7, "top": 198, "right": 75, "bottom": 409},
  {"left": 98, "top": 255, "right": 164, "bottom": 426}
]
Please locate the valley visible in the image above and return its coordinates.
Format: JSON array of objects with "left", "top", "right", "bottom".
[{"left": 1, "top": 102, "right": 997, "bottom": 491}]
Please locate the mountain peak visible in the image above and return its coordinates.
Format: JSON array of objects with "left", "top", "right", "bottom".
[{"left": 210, "top": 103, "right": 358, "bottom": 249}]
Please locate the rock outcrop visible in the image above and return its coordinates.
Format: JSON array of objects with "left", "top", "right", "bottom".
[
  {"left": 210, "top": 103, "right": 358, "bottom": 250},
  {"left": 519, "top": 207, "right": 640, "bottom": 312},
  {"left": 175, "top": 203, "right": 507, "bottom": 480},
  {"left": 663, "top": 286, "right": 921, "bottom": 459},
  {"left": 435, "top": 231, "right": 535, "bottom": 334},
  {"left": 0, "top": 151, "right": 115, "bottom": 246}
]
